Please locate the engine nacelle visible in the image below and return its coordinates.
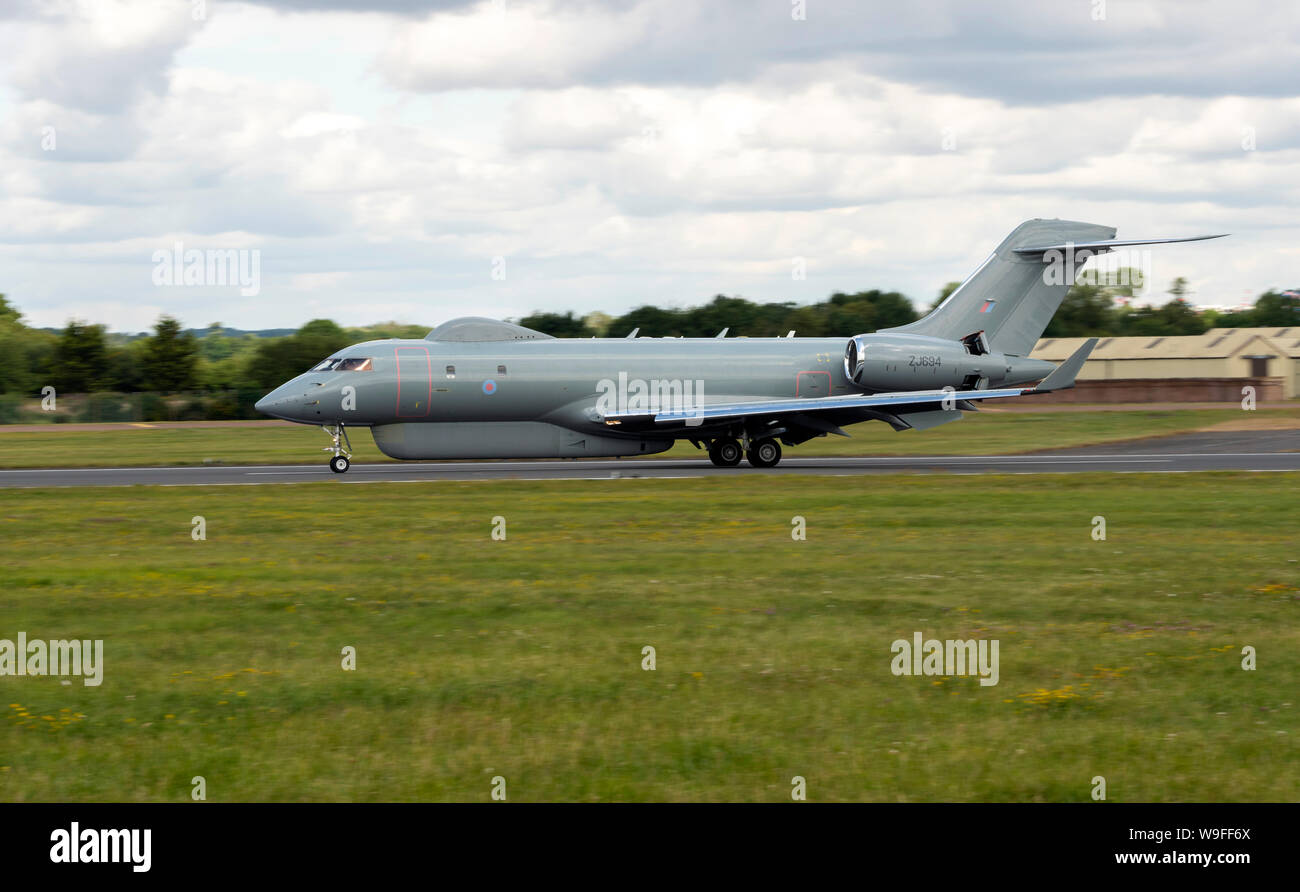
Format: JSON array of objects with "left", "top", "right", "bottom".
[{"left": 843, "top": 333, "right": 1054, "bottom": 392}]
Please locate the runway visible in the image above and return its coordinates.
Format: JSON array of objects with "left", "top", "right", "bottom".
[{"left": 0, "top": 430, "right": 1295, "bottom": 487}]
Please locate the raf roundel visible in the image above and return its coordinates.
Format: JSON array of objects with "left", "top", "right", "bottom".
[{"left": 482, "top": 379, "right": 497, "bottom": 395}]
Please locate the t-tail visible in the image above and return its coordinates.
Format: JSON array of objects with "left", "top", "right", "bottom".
[{"left": 879, "top": 219, "right": 1227, "bottom": 356}]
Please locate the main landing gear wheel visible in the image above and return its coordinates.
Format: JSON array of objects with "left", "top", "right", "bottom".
[
  {"left": 329, "top": 455, "right": 350, "bottom": 474},
  {"left": 746, "top": 438, "right": 782, "bottom": 468},
  {"left": 708, "top": 438, "right": 743, "bottom": 467}
]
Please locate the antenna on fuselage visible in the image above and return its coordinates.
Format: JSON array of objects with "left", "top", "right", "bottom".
[
  {"left": 625, "top": 328, "right": 639, "bottom": 338},
  {"left": 715, "top": 328, "right": 728, "bottom": 338}
]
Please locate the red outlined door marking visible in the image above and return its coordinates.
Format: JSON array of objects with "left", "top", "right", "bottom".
[
  {"left": 795, "top": 370, "right": 831, "bottom": 397},
  {"left": 395, "top": 346, "right": 433, "bottom": 417}
]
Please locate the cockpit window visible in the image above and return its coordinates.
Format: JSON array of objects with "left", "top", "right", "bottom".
[{"left": 310, "top": 357, "right": 372, "bottom": 372}]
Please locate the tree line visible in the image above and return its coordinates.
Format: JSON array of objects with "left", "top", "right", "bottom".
[
  {"left": 0, "top": 295, "right": 425, "bottom": 399},
  {"left": 1040, "top": 275, "right": 1298, "bottom": 338},
  {"left": 519, "top": 290, "right": 920, "bottom": 340},
  {"left": 527, "top": 278, "right": 1296, "bottom": 341}
]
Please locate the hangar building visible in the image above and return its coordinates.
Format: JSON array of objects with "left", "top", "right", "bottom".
[{"left": 1027, "top": 327, "right": 1299, "bottom": 401}]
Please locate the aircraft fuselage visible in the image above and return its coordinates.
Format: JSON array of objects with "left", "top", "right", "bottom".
[{"left": 254, "top": 331, "right": 1054, "bottom": 462}]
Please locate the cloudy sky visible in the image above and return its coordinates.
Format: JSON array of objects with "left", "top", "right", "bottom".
[{"left": 2, "top": 0, "right": 1297, "bottom": 332}]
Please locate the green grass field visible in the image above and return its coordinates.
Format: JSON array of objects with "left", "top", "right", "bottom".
[
  {"left": 0, "top": 407, "right": 1296, "bottom": 468},
  {"left": 1, "top": 473, "right": 1296, "bottom": 801}
]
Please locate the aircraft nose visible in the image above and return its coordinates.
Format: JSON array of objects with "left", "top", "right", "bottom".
[
  {"left": 254, "top": 382, "right": 320, "bottom": 421},
  {"left": 254, "top": 388, "right": 294, "bottom": 419}
]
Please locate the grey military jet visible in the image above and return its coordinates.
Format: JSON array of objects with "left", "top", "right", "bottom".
[{"left": 256, "top": 219, "right": 1225, "bottom": 472}]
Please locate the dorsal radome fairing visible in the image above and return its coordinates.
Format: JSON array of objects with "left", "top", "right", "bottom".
[{"left": 425, "top": 317, "right": 554, "bottom": 342}]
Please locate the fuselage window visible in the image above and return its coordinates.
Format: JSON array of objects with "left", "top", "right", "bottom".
[
  {"left": 445, "top": 365, "right": 456, "bottom": 378},
  {"left": 497, "top": 365, "right": 507, "bottom": 375},
  {"left": 336, "top": 357, "right": 372, "bottom": 371}
]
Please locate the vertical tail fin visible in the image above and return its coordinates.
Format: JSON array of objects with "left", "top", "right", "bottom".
[
  {"left": 882, "top": 219, "right": 1227, "bottom": 356},
  {"left": 881, "top": 219, "right": 1115, "bottom": 356}
]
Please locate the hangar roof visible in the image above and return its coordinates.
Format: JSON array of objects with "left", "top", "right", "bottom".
[{"left": 1030, "top": 327, "right": 1298, "bottom": 361}]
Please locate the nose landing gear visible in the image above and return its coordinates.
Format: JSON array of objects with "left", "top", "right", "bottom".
[{"left": 323, "top": 423, "right": 353, "bottom": 473}]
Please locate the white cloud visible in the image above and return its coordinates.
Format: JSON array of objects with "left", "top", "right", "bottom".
[
  {"left": 6, "top": 0, "right": 199, "bottom": 112},
  {"left": 377, "top": 2, "right": 643, "bottom": 91},
  {"left": 0, "top": 0, "right": 1296, "bottom": 330}
]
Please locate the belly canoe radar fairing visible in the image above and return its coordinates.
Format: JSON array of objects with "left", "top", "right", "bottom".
[{"left": 255, "top": 219, "right": 1226, "bottom": 472}]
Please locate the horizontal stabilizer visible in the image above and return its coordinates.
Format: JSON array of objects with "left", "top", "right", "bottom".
[{"left": 1013, "top": 233, "right": 1228, "bottom": 258}]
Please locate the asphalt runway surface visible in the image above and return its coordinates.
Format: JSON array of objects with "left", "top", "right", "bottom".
[{"left": 0, "top": 430, "right": 1295, "bottom": 488}]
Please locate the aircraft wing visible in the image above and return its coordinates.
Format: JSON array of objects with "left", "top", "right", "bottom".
[
  {"left": 603, "top": 386, "right": 1027, "bottom": 425},
  {"left": 601, "top": 338, "right": 1097, "bottom": 427}
]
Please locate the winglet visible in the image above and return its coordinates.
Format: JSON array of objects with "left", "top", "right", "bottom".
[{"left": 1034, "top": 338, "right": 1097, "bottom": 392}]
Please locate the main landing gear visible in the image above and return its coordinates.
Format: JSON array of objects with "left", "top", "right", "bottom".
[
  {"left": 707, "top": 436, "right": 782, "bottom": 468},
  {"left": 708, "top": 438, "right": 743, "bottom": 467},
  {"left": 746, "top": 437, "right": 782, "bottom": 468},
  {"left": 323, "top": 423, "right": 353, "bottom": 473}
]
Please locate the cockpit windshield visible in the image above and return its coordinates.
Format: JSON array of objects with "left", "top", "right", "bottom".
[{"left": 309, "top": 357, "right": 372, "bottom": 372}]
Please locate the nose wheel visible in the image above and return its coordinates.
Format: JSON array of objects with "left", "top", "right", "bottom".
[{"left": 322, "top": 423, "right": 353, "bottom": 473}]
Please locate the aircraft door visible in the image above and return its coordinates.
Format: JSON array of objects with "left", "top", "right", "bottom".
[{"left": 395, "top": 346, "right": 432, "bottom": 417}]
